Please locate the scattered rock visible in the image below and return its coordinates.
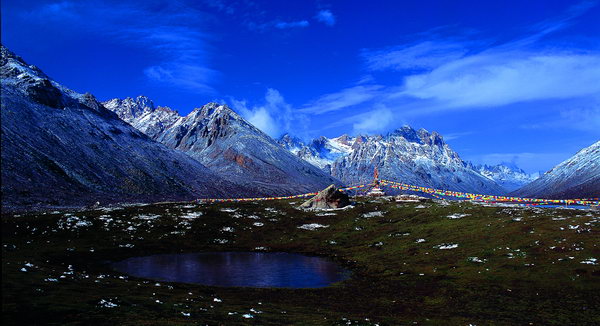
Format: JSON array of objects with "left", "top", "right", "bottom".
[{"left": 299, "top": 184, "right": 350, "bottom": 210}]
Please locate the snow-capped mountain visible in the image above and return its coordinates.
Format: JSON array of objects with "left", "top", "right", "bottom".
[
  {"left": 279, "top": 134, "right": 354, "bottom": 174},
  {"left": 104, "top": 98, "right": 339, "bottom": 195},
  {"left": 512, "top": 141, "right": 600, "bottom": 199},
  {"left": 475, "top": 163, "right": 538, "bottom": 192},
  {"left": 279, "top": 126, "right": 506, "bottom": 195},
  {"left": 0, "top": 45, "right": 246, "bottom": 211}
]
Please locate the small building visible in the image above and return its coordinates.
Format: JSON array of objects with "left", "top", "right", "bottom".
[{"left": 366, "top": 185, "right": 385, "bottom": 197}]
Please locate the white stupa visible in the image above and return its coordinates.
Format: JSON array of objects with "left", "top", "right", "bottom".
[{"left": 366, "top": 167, "right": 385, "bottom": 196}]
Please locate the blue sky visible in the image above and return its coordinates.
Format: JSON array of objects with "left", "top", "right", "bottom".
[{"left": 2, "top": 0, "right": 599, "bottom": 173}]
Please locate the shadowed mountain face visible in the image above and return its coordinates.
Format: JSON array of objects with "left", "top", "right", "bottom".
[
  {"left": 1, "top": 46, "right": 246, "bottom": 212},
  {"left": 512, "top": 141, "right": 600, "bottom": 199},
  {"left": 104, "top": 98, "right": 339, "bottom": 195},
  {"left": 279, "top": 128, "right": 507, "bottom": 195}
]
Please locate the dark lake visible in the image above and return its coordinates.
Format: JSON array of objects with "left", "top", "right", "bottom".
[{"left": 111, "top": 252, "right": 350, "bottom": 288}]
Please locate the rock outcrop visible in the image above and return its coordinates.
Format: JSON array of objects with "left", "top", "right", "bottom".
[{"left": 300, "top": 184, "right": 350, "bottom": 210}]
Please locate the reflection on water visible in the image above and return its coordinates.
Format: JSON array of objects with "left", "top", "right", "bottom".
[{"left": 111, "top": 252, "right": 350, "bottom": 288}]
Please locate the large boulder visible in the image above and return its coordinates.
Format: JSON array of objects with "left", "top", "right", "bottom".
[{"left": 300, "top": 184, "right": 350, "bottom": 210}]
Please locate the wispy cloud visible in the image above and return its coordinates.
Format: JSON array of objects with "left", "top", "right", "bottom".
[
  {"left": 443, "top": 131, "right": 474, "bottom": 141},
  {"left": 363, "top": 40, "right": 470, "bottom": 71},
  {"left": 520, "top": 102, "right": 600, "bottom": 131},
  {"left": 315, "top": 10, "right": 336, "bottom": 26},
  {"left": 28, "top": 0, "right": 217, "bottom": 92},
  {"left": 200, "top": 0, "right": 235, "bottom": 15},
  {"left": 524, "top": 0, "right": 598, "bottom": 43},
  {"left": 352, "top": 106, "right": 393, "bottom": 134},
  {"left": 246, "top": 19, "right": 310, "bottom": 31},
  {"left": 230, "top": 88, "right": 296, "bottom": 138},
  {"left": 274, "top": 20, "right": 310, "bottom": 29},
  {"left": 300, "top": 85, "right": 383, "bottom": 114},
  {"left": 398, "top": 50, "right": 600, "bottom": 108},
  {"left": 320, "top": 0, "right": 600, "bottom": 131}
]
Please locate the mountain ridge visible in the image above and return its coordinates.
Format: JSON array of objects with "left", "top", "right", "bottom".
[
  {"left": 1, "top": 45, "right": 247, "bottom": 212},
  {"left": 512, "top": 141, "right": 600, "bottom": 199},
  {"left": 278, "top": 128, "right": 507, "bottom": 195},
  {"left": 103, "top": 97, "right": 340, "bottom": 195}
]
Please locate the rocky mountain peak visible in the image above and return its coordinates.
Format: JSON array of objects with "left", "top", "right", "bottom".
[
  {"left": 104, "top": 97, "right": 338, "bottom": 195},
  {"left": 102, "top": 95, "right": 155, "bottom": 123}
]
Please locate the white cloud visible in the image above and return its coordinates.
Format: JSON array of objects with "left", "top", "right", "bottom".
[
  {"left": 230, "top": 89, "right": 294, "bottom": 138},
  {"left": 363, "top": 40, "right": 468, "bottom": 71},
  {"left": 352, "top": 106, "right": 394, "bottom": 134},
  {"left": 399, "top": 51, "right": 600, "bottom": 108},
  {"left": 274, "top": 20, "right": 310, "bottom": 29},
  {"left": 520, "top": 103, "right": 600, "bottom": 131},
  {"left": 443, "top": 131, "right": 474, "bottom": 141},
  {"left": 28, "top": 0, "right": 217, "bottom": 92},
  {"left": 300, "top": 85, "right": 383, "bottom": 114},
  {"left": 315, "top": 10, "right": 336, "bottom": 26}
]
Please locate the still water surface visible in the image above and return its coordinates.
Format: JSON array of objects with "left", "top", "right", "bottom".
[{"left": 112, "top": 252, "right": 350, "bottom": 288}]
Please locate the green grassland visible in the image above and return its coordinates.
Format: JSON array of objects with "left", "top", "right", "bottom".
[{"left": 2, "top": 199, "right": 599, "bottom": 325}]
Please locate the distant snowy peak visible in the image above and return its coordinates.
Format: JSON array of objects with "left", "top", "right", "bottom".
[
  {"left": 278, "top": 134, "right": 305, "bottom": 154},
  {"left": 278, "top": 133, "right": 356, "bottom": 170},
  {"left": 475, "top": 163, "right": 538, "bottom": 192}
]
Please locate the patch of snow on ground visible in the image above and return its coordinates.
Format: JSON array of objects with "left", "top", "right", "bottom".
[
  {"left": 180, "top": 212, "right": 203, "bottom": 219},
  {"left": 135, "top": 214, "right": 160, "bottom": 220},
  {"left": 315, "top": 212, "right": 337, "bottom": 216},
  {"left": 98, "top": 299, "right": 118, "bottom": 308},
  {"left": 435, "top": 243, "right": 459, "bottom": 250},
  {"left": 447, "top": 213, "right": 469, "bottom": 219},
  {"left": 298, "top": 223, "right": 329, "bottom": 230},
  {"left": 362, "top": 211, "right": 384, "bottom": 218}
]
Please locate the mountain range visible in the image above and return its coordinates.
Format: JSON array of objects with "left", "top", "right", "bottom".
[
  {"left": 0, "top": 45, "right": 248, "bottom": 212},
  {"left": 1, "top": 45, "right": 598, "bottom": 211},
  {"left": 278, "top": 129, "right": 508, "bottom": 195},
  {"left": 102, "top": 96, "right": 339, "bottom": 195}
]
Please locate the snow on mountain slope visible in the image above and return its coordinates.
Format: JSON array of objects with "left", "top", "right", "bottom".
[
  {"left": 0, "top": 45, "right": 246, "bottom": 212},
  {"left": 279, "top": 126, "right": 506, "bottom": 195},
  {"left": 104, "top": 99, "right": 339, "bottom": 195},
  {"left": 512, "top": 141, "right": 600, "bottom": 199},
  {"left": 475, "top": 163, "right": 539, "bottom": 192}
]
